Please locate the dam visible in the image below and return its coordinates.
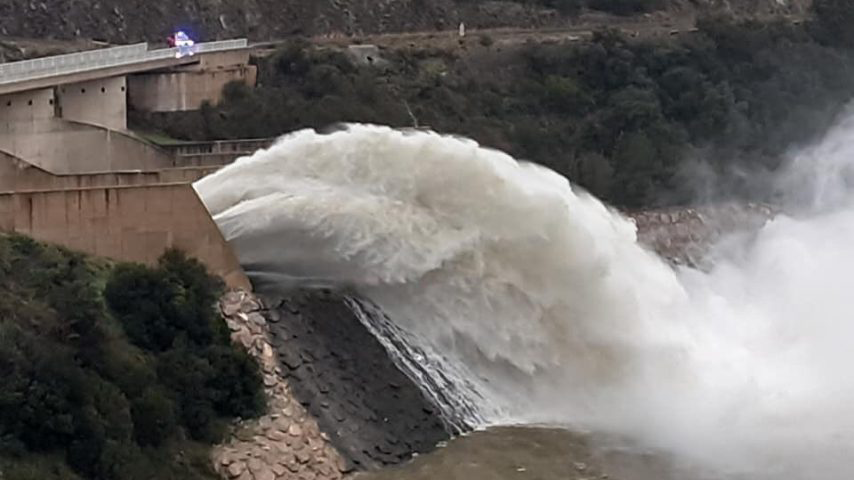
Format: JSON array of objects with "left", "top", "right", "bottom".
[
  {"left": 6, "top": 35, "right": 854, "bottom": 480},
  {"left": 0, "top": 40, "right": 259, "bottom": 288},
  {"left": 0, "top": 42, "right": 472, "bottom": 480}
]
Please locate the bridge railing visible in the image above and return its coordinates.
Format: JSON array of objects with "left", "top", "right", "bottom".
[
  {"left": 0, "top": 39, "right": 250, "bottom": 86},
  {"left": 0, "top": 43, "right": 148, "bottom": 78},
  {"left": 165, "top": 138, "right": 273, "bottom": 156},
  {"left": 196, "top": 39, "right": 249, "bottom": 53}
]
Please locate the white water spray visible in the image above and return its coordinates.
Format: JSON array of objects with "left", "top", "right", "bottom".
[{"left": 195, "top": 122, "right": 854, "bottom": 479}]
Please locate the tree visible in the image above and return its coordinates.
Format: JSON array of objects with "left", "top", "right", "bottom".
[
  {"left": 104, "top": 264, "right": 182, "bottom": 352},
  {"left": 130, "top": 389, "right": 177, "bottom": 447}
]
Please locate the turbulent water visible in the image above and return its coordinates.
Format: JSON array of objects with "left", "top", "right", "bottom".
[{"left": 195, "top": 119, "right": 854, "bottom": 480}]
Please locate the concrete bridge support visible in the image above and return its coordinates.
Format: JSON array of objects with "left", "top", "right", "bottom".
[
  {"left": 128, "top": 50, "right": 257, "bottom": 112},
  {"left": 56, "top": 76, "right": 128, "bottom": 130},
  {"left": 0, "top": 83, "right": 175, "bottom": 173}
]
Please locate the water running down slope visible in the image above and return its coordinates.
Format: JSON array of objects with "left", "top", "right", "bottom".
[{"left": 196, "top": 120, "right": 854, "bottom": 479}]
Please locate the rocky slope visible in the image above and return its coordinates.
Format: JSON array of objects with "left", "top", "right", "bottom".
[
  {"left": 214, "top": 290, "right": 350, "bottom": 480},
  {"left": 0, "top": 0, "right": 810, "bottom": 43},
  {"left": 215, "top": 288, "right": 451, "bottom": 480},
  {"left": 632, "top": 203, "right": 776, "bottom": 266}
]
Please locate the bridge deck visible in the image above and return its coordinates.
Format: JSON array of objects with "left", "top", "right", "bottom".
[{"left": 0, "top": 39, "right": 249, "bottom": 95}]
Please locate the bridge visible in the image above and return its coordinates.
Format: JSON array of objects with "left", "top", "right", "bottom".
[
  {"left": 0, "top": 40, "right": 248, "bottom": 95},
  {"left": 0, "top": 39, "right": 263, "bottom": 288},
  {"left": 0, "top": 39, "right": 257, "bottom": 170}
]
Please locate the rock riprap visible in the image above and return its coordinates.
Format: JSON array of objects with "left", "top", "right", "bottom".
[{"left": 214, "top": 290, "right": 349, "bottom": 480}]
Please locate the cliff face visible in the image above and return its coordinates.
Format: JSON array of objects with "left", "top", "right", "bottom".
[{"left": 0, "top": 0, "right": 810, "bottom": 43}]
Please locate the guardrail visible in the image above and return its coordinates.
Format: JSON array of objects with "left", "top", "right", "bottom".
[
  {"left": 164, "top": 138, "right": 273, "bottom": 156},
  {"left": 0, "top": 39, "right": 249, "bottom": 86},
  {"left": 196, "top": 39, "right": 249, "bottom": 53},
  {"left": 0, "top": 43, "right": 148, "bottom": 78}
]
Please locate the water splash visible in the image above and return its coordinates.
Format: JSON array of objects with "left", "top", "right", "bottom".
[{"left": 195, "top": 122, "right": 854, "bottom": 479}]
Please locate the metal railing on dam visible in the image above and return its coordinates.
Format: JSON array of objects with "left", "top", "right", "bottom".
[
  {"left": 162, "top": 138, "right": 275, "bottom": 167},
  {"left": 0, "top": 39, "right": 249, "bottom": 86},
  {"left": 165, "top": 138, "right": 274, "bottom": 156}
]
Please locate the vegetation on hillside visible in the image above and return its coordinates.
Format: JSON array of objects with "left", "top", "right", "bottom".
[
  {"left": 0, "top": 237, "right": 263, "bottom": 480},
  {"left": 133, "top": 6, "right": 854, "bottom": 208}
]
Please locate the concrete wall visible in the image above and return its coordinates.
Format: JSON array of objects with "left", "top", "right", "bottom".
[
  {"left": 127, "top": 65, "right": 256, "bottom": 112},
  {"left": 173, "top": 152, "right": 251, "bottom": 167},
  {"left": 0, "top": 183, "right": 250, "bottom": 289},
  {"left": 0, "top": 88, "right": 55, "bottom": 122},
  {"left": 0, "top": 150, "right": 218, "bottom": 191},
  {"left": 0, "top": 84, "right": 174, "bottom": 174},
  {"left": 0, "top": 117, "right": 174, "bottom": 173},
  {"left": 56, "top": 76, "right": 127, "bottom": 131},
  {"left": 196, "top": 51, "right": 252, "bottom": 71},
  {"left": 166, "top": 138, "right": 271, "bottom": 167}
]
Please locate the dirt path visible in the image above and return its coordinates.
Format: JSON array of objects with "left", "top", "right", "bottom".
[{"left": 249, "top": 15, "right": 698, "bottom": 55}]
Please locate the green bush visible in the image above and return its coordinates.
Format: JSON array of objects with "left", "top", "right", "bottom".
[
  {"left": 204, "top": 345, "right": 266, "bottom": 419},
  {"left": 155, "top": 345, "right": 264, "bottom": 442},
  {"left": 104, "top": 251, "right": 262, "bottom": 443},
  {"left": 130, "top": 389, "right": 177, "bottom": 447},
  {"left": 104, "top": 264, "right": 182, "bottom": 352},
  {"left": 0, "top": 239, "right": 263, "bottom": 479},
  {"left": 104, "top": 250, "right": 227, "bottom": 352}
]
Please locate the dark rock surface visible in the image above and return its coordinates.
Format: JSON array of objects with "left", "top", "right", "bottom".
[{"left": 261, "top": 289, "right": 449, "bottom": 472}]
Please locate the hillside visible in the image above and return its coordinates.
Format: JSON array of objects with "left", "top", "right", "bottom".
[
  {"left": 134, "top": 5, "right": 854, "bottom": 208},
  {"left": 0, "top": 0, "right": 809, "bottom": 43},
  {"left": 0, "top": 237, "right": 264, "bottom": 480}
]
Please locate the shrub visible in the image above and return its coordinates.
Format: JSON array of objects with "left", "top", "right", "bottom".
[
  {"left": 130, "top": 389, "right": 177, "bottom": 447},
  {"left": 104, "top": 264, "right": 173, "bottom": 349},
  {"left": 105, "top": 250, "right": 227, "bottom": 352},
  {"left": 156, "top": 345, "right": 264, "bottom": 442},
  {"left": 0, "top": 240, "right": 263, "bottom": 479},
  {"left": 104, "top": 251, "right": 263, "bottom": 443},
  {"left": 204, "top": 345, "right": 266, "bottom": 419}
]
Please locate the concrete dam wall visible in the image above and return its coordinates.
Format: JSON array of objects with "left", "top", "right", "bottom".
[{"left": 0, "top": 183, "right": 250, "bottom": 289}]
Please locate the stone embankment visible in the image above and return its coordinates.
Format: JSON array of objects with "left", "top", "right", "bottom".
[
  {"left": 214, "top": 290, "right": 348, "bottom": 480},
  {"left": 631, "top": 202, "right": 776, "bottom": 265}
]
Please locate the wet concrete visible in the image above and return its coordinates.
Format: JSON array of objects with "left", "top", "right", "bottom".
[{"left": 261, "top": 289, "right": 449, "bottom": 471}]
